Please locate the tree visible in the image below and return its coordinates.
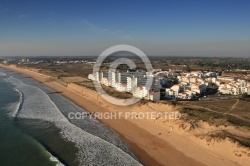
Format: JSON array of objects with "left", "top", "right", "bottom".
[{"left": 242, "top": 93, "right": 249, "bottom": 98}]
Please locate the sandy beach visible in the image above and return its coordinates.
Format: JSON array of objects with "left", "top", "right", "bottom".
[{"left": 1, "top": 64, "right": 250, "bottom": 166}]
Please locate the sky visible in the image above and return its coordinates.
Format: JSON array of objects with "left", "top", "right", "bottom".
[{"left": 0, "top": 0, "right": 250, "bottom": 57}]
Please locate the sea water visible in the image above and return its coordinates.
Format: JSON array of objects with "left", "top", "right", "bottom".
[
  {"left": 0, "top": 69, "right": 141, "bottom": 166},
  {"left": 0, "top": 72, "right": 60, "bottom": 166}
]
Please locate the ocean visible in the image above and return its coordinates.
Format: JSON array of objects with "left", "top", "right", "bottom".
[{"left": 0, "top": 69, "right": 141, "bottom": 166}]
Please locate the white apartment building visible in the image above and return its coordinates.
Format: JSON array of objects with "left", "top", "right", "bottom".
[
  {"left": 218, "top": 80, "right": 250, "bottom": 95},
  {"left": 100, "top": 77, "right": 109, "bottom": 86},
  {"left": 108, "top": 71, "right": 116, "bottom": 87},
  {"left": 171, "top": 85, "right": 183, "bottom": 93},
  {"left": 176, "top": 92, "right": 194, "bottom": 99},
  {"left": 115, "top": 82, "right": 127, "bottom": 92},
  {"left": 116, "top": 72, "right": 121, "bottom": 83},
  {"left": 145, "top": 91, "right": 160, "bottom": 101},
  {"left": 95, "top": 72, "right": 100, "bottom": 82},
  {"left": 127, "top": 77, "right": 137, "bottom": 92},
  {"left": 120, "top": 70, "right": 146, "bottom": 83},
  {"left": 165, "top": 89, "right": 175, "bottom": 98},
  {"left": 88, "top": 70, "right": 160, "bottom": 102},
  {"left": 88, "top": 74, "right": 95, "bottom": 80},
  {"left": 132, "top": 86, "right": 149, "bottom": 99}
]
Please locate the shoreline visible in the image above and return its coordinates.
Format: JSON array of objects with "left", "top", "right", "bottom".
[
  {"left": 1, "top": 64, "right": 250, "bottom": 166},
  {"left": 0, "top": 65, "right": 165, "bottom": 165}
]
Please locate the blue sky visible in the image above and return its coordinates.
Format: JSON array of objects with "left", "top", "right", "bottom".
[{"left": 0, "top": 0, "right": 250, "bottom": 57}]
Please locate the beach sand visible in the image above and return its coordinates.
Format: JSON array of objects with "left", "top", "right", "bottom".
[{"left": 1, "top": 64, "right": 250, "bottom": 166}]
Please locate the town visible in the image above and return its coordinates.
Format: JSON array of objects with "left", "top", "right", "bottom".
[
  {"left": 88, "top": 69, "right": 250, "bottom": 102},
  {"left": 1, "top": 56, "right": 250, "bottom": 102}
]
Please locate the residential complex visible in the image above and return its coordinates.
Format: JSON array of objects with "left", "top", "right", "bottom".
[
  {"left": 88, "top": 70, "right": 161, "bottom": 102},
  {"left": 88, "top": 69, "right": 250, "bottom": 102}
]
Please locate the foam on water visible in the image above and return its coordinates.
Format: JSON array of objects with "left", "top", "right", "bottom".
[
  {"left": 0, "top": 71, "right": 6, "bottom": 76},
  {"left": 12, "top": 88, "right": 22, "bottom": 117},
  {"left": 6, "top": 77, "right": 68, "bottom": 122},
  {"left": 4, "top": 97, "right": 21, "bottom": 117},
  {"left": 5, "top": 76, "right": 142, "bottom": 166},
  {"left": 3, "top": 72, "right": 138, "bottom": 160},
  {"left": 49, "top": 152, "right": 65, "bottom": 166},
  {"left": 2, "top": 93, "right": 64, "bottom": 166},
  {"left": 2, "top": 77, "right": 23, "bottom": 117}
]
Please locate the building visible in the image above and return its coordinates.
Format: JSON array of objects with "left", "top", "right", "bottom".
[
  {"left": 132, "top": 86, "right": 149, "bottom": 99},
  {"left": 127, "top": 77, "right": 137, "bottom": 92},
  {"left": 217, "top": 76, "right": 236, "bottom": 82},
  {"left": 218, "top": 80, "right": 249, "bottom": 95},
  {"left": 115, "top": 82, "right": 127, "bottom": 92},
  {"left": 165, "top": 88, "right": 175, "bottom": 98},
  {"left": 145, "top": 91, "right": 160, "bottom": 102}
]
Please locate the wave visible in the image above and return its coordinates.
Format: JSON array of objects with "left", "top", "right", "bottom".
[
  {"left": 49, "top": 153, "right": 65, "bottom": 166},
  {"left": 3, "top": 88, "right": 22, "bottom": 118},
  {"left": 5, "top": 76, "right": 142, "bottom": 166},
  {"left": 4, "top": 101, "right": 20, "bottom": 117},
  {"left": 11, "top": 73, "right": 135, "bottom": 158},
  {"left": 0, "top": 71, "right": 6, "bottom": 76},
  {"left": 11, "top": 88, "right": 23, "bottom": 117}
]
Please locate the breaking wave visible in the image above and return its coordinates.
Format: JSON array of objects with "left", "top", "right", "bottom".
[
  {"left": 49, "top": 153, "right": 65, "bottom": 166},
  {"left": 5, "top": 76, "right": 142, "bottom": 166},
  {"left": 4, "top": 96, "right": 21, "bottom": 117},
  {"left": 12, "top": 88, "right": 22, "bottom": 117},
  {"left": 0, "top": 72, "right": 6, "bottom": 76}
]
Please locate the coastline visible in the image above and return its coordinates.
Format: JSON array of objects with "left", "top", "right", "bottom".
[{"left": 1, "top": 64, "right": 250, "bottom": 166}]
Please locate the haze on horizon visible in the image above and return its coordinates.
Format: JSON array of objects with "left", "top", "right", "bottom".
[{"left": 0, "top": 0, "right": 250, "bottom": 57}]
